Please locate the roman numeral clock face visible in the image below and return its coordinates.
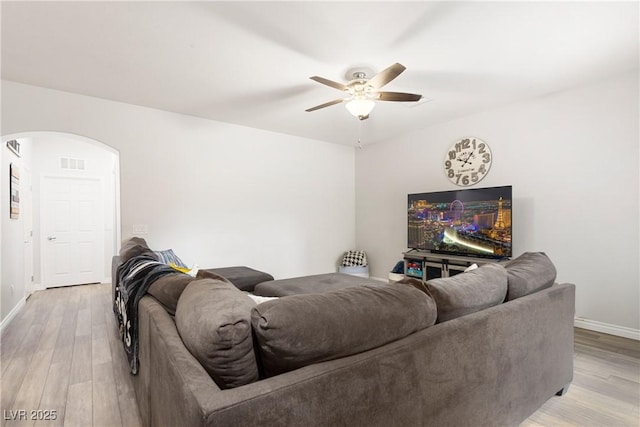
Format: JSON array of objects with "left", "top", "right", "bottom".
[{"left": 444, "top": 137, "right": 492, "bottom": 186}]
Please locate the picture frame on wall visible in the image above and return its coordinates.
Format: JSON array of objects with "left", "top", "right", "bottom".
[
  {"left": 10, "top": 163, "right": 20, "bottom": 219},
  {"left": 6, "top": 139, "right": 21, "bottom": 157}
]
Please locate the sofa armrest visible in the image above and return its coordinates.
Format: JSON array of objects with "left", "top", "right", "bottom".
[{"left": 135, "top": 296, "right": 221, "bottom": 427}]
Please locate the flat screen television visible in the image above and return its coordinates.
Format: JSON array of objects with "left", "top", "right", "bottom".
[{"left": 407, "top": 185, "right": 512, "bottom": 259}]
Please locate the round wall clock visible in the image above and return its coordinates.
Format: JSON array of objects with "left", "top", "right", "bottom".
[{"left": 444, "top": 137, "right": 492, "bottom": 186}]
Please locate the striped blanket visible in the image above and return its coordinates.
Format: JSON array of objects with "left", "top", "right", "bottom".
[{"left": 114, "top": 254, "right": 178, "bottom": 374}]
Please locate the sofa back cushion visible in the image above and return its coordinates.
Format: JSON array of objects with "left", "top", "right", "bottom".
[
  {"left": 147, "top": 273, "right": 193, "bottom": 316},
  {"left": 251, "top": 283, "right": 437, "bottom": 377},
  {"left": 119, "top": 237, "right": 156, "bottom": 262},
  {"left": 426, "top": 263, "right": 508, "bottom": 323},
  {"left": 503, "top": 252, "right": 557, "bottom": 301},
  {"left": 175, "top": 278, "right": 259, "bottom": 389},
  {"left": 147, "top": 270, "right": 232, "bottom": 316}
]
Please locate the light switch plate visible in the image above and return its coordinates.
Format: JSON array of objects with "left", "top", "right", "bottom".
[{"left": 132, "top": 224, "right": 149, "bottom": 235}]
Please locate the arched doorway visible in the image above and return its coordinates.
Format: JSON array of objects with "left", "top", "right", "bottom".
[{"left": 1, "top": 131, "right": 120, "bottom": 296}]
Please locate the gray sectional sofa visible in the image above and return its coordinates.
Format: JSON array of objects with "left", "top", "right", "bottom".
[{"left": 112, "top": 242, "right": 575, "bottom": 427}]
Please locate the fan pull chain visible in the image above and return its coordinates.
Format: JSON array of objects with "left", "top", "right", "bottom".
[{"left": 357, "top": 119, "right": 363, "bottom": 148}]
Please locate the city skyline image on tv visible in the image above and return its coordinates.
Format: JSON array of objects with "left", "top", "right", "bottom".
[{"left": 407, "top": 186, "right": 512, "bottom": 258}]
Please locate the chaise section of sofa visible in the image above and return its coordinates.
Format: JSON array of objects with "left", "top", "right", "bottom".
[{"left": 132, "top": 281, "right": 574, "bottom": 427}]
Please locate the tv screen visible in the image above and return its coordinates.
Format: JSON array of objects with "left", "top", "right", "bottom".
[{"left": 407, "top": 185, "right": 512, "bottom": 258}]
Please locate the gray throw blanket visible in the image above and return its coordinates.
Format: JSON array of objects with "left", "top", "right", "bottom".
[{"left": 114, "top": 254, "right": 179, "bottom": 374}]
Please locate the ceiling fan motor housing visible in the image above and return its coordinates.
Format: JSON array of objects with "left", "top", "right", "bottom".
[{"left": 347, "top": 74, "right": 375, "bottom": 100}]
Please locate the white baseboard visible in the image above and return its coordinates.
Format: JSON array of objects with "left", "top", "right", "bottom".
[
  {"left": 103, "top": 276, "right": 111, "bottom": 284},
  {"left": 0, "top": 297, "right": 26, "bottom": 334},
  {"left": 574, "top": 317, "right": 639, "bottom": 341}
]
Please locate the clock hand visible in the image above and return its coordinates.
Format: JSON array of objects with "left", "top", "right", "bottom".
[{"left": 461, "top": 151, "right": 475, "bottom": 166}]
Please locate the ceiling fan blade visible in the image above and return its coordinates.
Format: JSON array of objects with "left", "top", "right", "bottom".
[
  {"left": 367, "top": 63, "right": 406, "bottom": 89},
  {"left": 305, "top": 98, "right": 345, "bottom": 112},
  {"left": 309, "top": 76, "right": 347, "bottom": 91},
  {"left": 376, "top": 91, "right": 422, "bottom": 102}
]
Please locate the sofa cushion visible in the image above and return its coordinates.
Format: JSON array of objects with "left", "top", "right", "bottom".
[
  {"left": 175, "top": 278, "right": 259, "bottom": 389},
  {"left": 147, "top": 270, "right": 231, "bottom": 316},
  {"left": 200, "top": 266, "right": 274, "bottom": 292},
  {"left": 503, "top": 252, "right": 557, "bottom": 301},
  {"left": 396, "top": 276, "right": 432, "bottom": 295},
  {"left": 196, "top": 269, "right": 233, "bottom": 283},
  {"left": 251, "top": 283, "right": 437, "bottom": 377},
  {"left": 426, "top": 263, "right": 508, "bottom": 323},
  {"left": 147, "top": 273, "right": 194, "bottom": 316},
  {"left": 119, "top": 237, "right": 156, "bottom": 262},
  {"left": 253, "top": 272, "right": 381, "bottom": 297}
]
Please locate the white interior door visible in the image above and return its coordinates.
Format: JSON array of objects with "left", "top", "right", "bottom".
[{"left": 41, "top": 176, "right": 104, "bottom": 288}]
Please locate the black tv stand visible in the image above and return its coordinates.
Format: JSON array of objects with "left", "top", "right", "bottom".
[{"left": 403, "top": 251, "right": 506, "bottom": 282}]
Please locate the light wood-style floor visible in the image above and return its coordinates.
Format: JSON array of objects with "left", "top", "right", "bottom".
[
  {"left": 1, "top": 283, "right": 141, "bottom": 427},
  {"left": 1, "top": 283, "right": 639, "bottom": 427}
]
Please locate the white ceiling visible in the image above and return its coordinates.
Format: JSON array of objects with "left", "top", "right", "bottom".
[{"left": 2, "top": 1, "right": 638, "bottom": 146}]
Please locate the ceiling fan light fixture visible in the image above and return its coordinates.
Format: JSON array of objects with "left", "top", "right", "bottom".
[
  {"left": 307, "top": 63, "right": 421, "bottom": 119},
  {"left": 345, "top": 99, "right": 375, "bottom": 119}
]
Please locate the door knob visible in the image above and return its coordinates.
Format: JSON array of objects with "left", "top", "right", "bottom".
[{"left": 47, "top": 236, "right": 57, "bottom": 241}]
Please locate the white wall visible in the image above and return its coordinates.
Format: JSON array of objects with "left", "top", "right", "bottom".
[
  {"left": 1, "top": 81, "right": 356, "bottom": 303},
  {"left": 356, "top": 71, "right": 639, "bottom": 332},
  {"left": 1, "top": 137, "right": 32, "bottom": 323}
]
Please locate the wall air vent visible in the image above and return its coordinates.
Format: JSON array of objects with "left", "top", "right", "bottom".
[{"left": 60, "top": 157, "right": 86, "bottom": 171}]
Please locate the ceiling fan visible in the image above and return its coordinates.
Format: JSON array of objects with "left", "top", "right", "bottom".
[{"left": 305, "top": 63, "right": 422, "bottom": 120}]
